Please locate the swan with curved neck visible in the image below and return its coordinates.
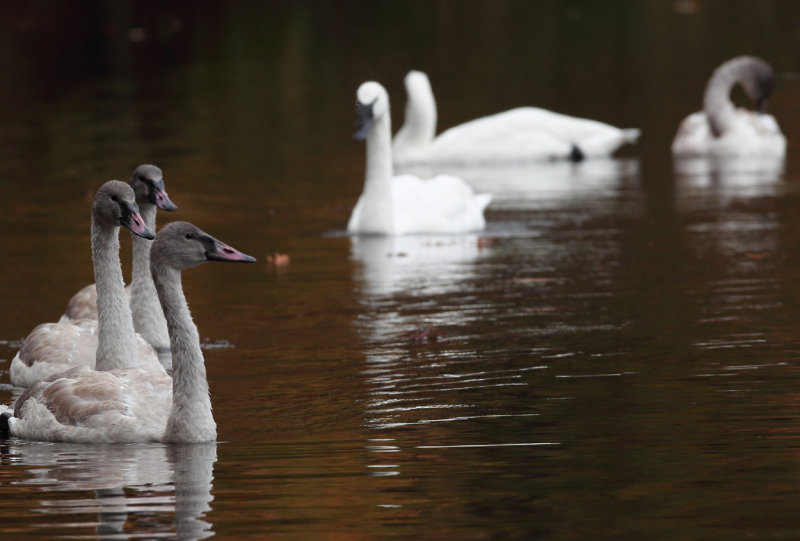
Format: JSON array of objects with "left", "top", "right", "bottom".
[
  {"left": 91, "top": 180, "right": 157, "bottom": 371},
  {"left": 1, "top": 220, "right": 256, "bottom": 443},
  {"left": 392, "top": 70, "right": 641, "bottom": 165},
  {"left": 392, "top": 71, "right": 437, "bottom": 163},
  {"left": 128, "top": 164, "right": 177, "bottom": 354},
  {"left": 10, "top": 166, "right": 176, "bottom": 387},
  {"left": 61, "top": 164, "right": 177, "bottom": 345},
  {"left": 348, "top": 81, "right": 491, "bottom": 235},
  {"left": 672, "top": 56, "right": 786, "bottom": 157},
  {"left": 10, "top": 179, "right": 166, "bottom": 387}
]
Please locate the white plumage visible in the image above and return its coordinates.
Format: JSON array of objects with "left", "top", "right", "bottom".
[
  {"left": 348, "top": 81, "right": 491, "bottom": 235},
  {"left": 392, "top": 70, "right": 640, "bottom": 166},
  {"left": 672, "top": 56, "right": 786, "bottom": 158}
]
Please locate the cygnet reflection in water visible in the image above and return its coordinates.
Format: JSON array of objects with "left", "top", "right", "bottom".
[{"left": 2, "top": 441, "right": 217, "bottom": 539}]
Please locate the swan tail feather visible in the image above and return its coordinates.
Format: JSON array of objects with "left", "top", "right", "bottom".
[
  {"left": 475, "top": 193, "right": 492, "bottom": 212},
  {"left": 622, "top": 128, "right": 642, "bottom": 143}
]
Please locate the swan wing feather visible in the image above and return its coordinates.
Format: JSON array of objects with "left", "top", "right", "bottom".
[
  {"left": 11, "top": 367, "right": 172, "bottom": 443},
  {"left": 429, "top": 107, "right": 636, "bottom": 163},
  {"left": 672, "top": 109, "right": 786, "bottom": 157},
  {"left": 391, "top": 174, "right": 490, "bottom": 234}
]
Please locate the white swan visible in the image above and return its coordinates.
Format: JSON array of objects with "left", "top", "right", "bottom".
[
  {"left": 348, "top": 81, "right": 491, "bottom": 235},
  {"left": 9, "top": 169, "right": 174, "bottom": 388},
  {"left": 672, "top": 56, "right": 786, "bottom": 157},
  {"left": 1, "top": 220, "right": 256, "bottom": 443},
  {"left": 392, "top": 70, "right": 641, "bottom": 165},
  {"left": 60, "top": 164, "right": 178, "bottom": 352}
]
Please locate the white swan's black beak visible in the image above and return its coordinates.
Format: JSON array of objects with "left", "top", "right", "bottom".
[
  {"left": 354, "top": 99, "right": 375, "bottom": 141},
  {"left": 120, "top": 200, "right": 156, "bottom": 239},
  {"left": 201, "top": 235, "right": 257, "bottom": 263}
]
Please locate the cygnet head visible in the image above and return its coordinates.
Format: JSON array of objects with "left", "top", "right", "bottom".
[
  {"left": 130, "top": 164, "right": 178, "bottom": 211},
  {"left": 354, "top": 81, "right": 390, "bottom": 141},
  {"left": 151, "top": 221, "right": 256, "bottom": 271},
  {"left": 93, "top": 180, "right": 155, "bottom": 239}
]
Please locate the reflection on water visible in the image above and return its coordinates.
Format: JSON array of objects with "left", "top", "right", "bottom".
[
  {"left": 398, "top": 158, "right": 641, "bottom": 210},
  {"left": 0, "top": 442, "right": 216, "bottom": 539},
  {"left": 2, "top": 1, "right": 800, "bottom": 539},
  {"left": 673, "top": 154, "right": 785, "bottom": 191},
  {"left": 350, "top": 234, "right": 487, "bottom": 298},
  {"left": 351, "top": 230, "right": 563, "bottom": 528}
]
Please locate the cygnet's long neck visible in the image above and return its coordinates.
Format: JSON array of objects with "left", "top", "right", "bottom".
[
  {"left": 394, "top": 79, "right": 437, "bottom": 151},
  {"left": 92, "top": 217, "right": 138, "bottom": 371},
  {"left": 130, "top": 202, "right": 170, "bottom": 351},
  {"left": 154, "top": 265, "right": 215, "bottom": 443},
  {"left": 360, "top": 110, "right": 396, "bottom": 234},
  {"left": 703, "top": 58, "right": 750, "bottom": 138}
]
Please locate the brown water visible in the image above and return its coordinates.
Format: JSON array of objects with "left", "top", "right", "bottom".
[{"left": 3, "top": 1, "right": 800, "bottom": 539}]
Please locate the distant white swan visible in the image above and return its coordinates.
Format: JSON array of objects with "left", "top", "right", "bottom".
[
  {"left": 9, "top": 167, "right": 175, "bottom": 387},
  {"left": 392, "top": 70, "right": 641, "bottom": 165},
  {"left": 672, "top": 56, "right": 786, "bottom": 157},
  {"left": 348, "top": 81, "right": 491, "bottom": 235},
  {"left": 60, "top": 164, "right": 178, "bottom": 353},
  {"left": 1, "top": 220, "right": 256, "bottom": 443}
]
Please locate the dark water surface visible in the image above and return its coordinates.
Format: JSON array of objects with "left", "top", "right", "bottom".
[{"left": 3, "top": 1, "right": 800, "bottom": 539}]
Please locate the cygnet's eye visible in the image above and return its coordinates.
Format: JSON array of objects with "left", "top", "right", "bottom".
[
  {"left": 111, "top": 195, "right": 119, "bottom": 202},
  {"left": 185, "top": 233, "right": 195, "bottom": 240}
]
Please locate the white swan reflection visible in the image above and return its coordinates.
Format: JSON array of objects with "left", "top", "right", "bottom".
[
  {"left": 673, "top": 155, "right": 785, "bottom": 192},
  {"left": 1, "top": 441, "right": 216, "bottom": 539},
  {"left": 350, "top": 234, "right": 487, "bottom": 299},
  {"left": 397, "top": 157, "right": 640, "bottom": 210}
]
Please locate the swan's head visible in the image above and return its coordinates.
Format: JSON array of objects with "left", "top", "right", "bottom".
[
  {"left": 404, "top": 70, "right": 432, "bottom": 96},
  {"left": 738, "top": 57, "right": 775, "bottom": 113},
  {"left": 717, "top": 56, "right": 776, "bottom": 113},
  {"left": 130, "top": 164, "right": 178, "bottom": 212},
  {"left": 354, "top": 81, "right": 389, "bottom": 141},
  {"left": 151, "top": 221, "right": 257, "bottom": 271},
  {"left": 93, "top": 180, "right": 155, "bottom": 239}
]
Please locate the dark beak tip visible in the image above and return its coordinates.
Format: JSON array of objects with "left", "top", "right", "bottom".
[
  {"left": 130, "top": 226, "right": 156, "bottom": 240},
  {"left": 207, "top": 247, "right": 257, "bottom": 263},
  {"left": 156, "top": 195, "right": 178, "bottom": 212}
]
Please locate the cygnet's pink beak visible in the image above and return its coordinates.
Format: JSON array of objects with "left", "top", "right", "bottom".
[
  {"left": 207, "top": 239, "right": 257, "bottom": 263},
  {"left": 154, "top": 189, "right": 178, "bottom": 211},
  {"left": 125, "top": 210, "right": 156, "bottom": 239}
]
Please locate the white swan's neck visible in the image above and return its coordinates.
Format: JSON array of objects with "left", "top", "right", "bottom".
[
  {"left": 360, "top": 112, "right": 396, "bottom": 233},
  {"left": 703, "top": 59, "right": 747, "bottom": 138},
  {"left": 92, "top": 217, "right": 138, "bottom": 371},
  {"left": 155, "top": 266, "right": 215, "bottom": 443},
  {"left": 394, "top": 78, "right": 437, "bottom": 152},
  {"left": 130, "top": 203, "right": 170, "bottom": 350}
]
